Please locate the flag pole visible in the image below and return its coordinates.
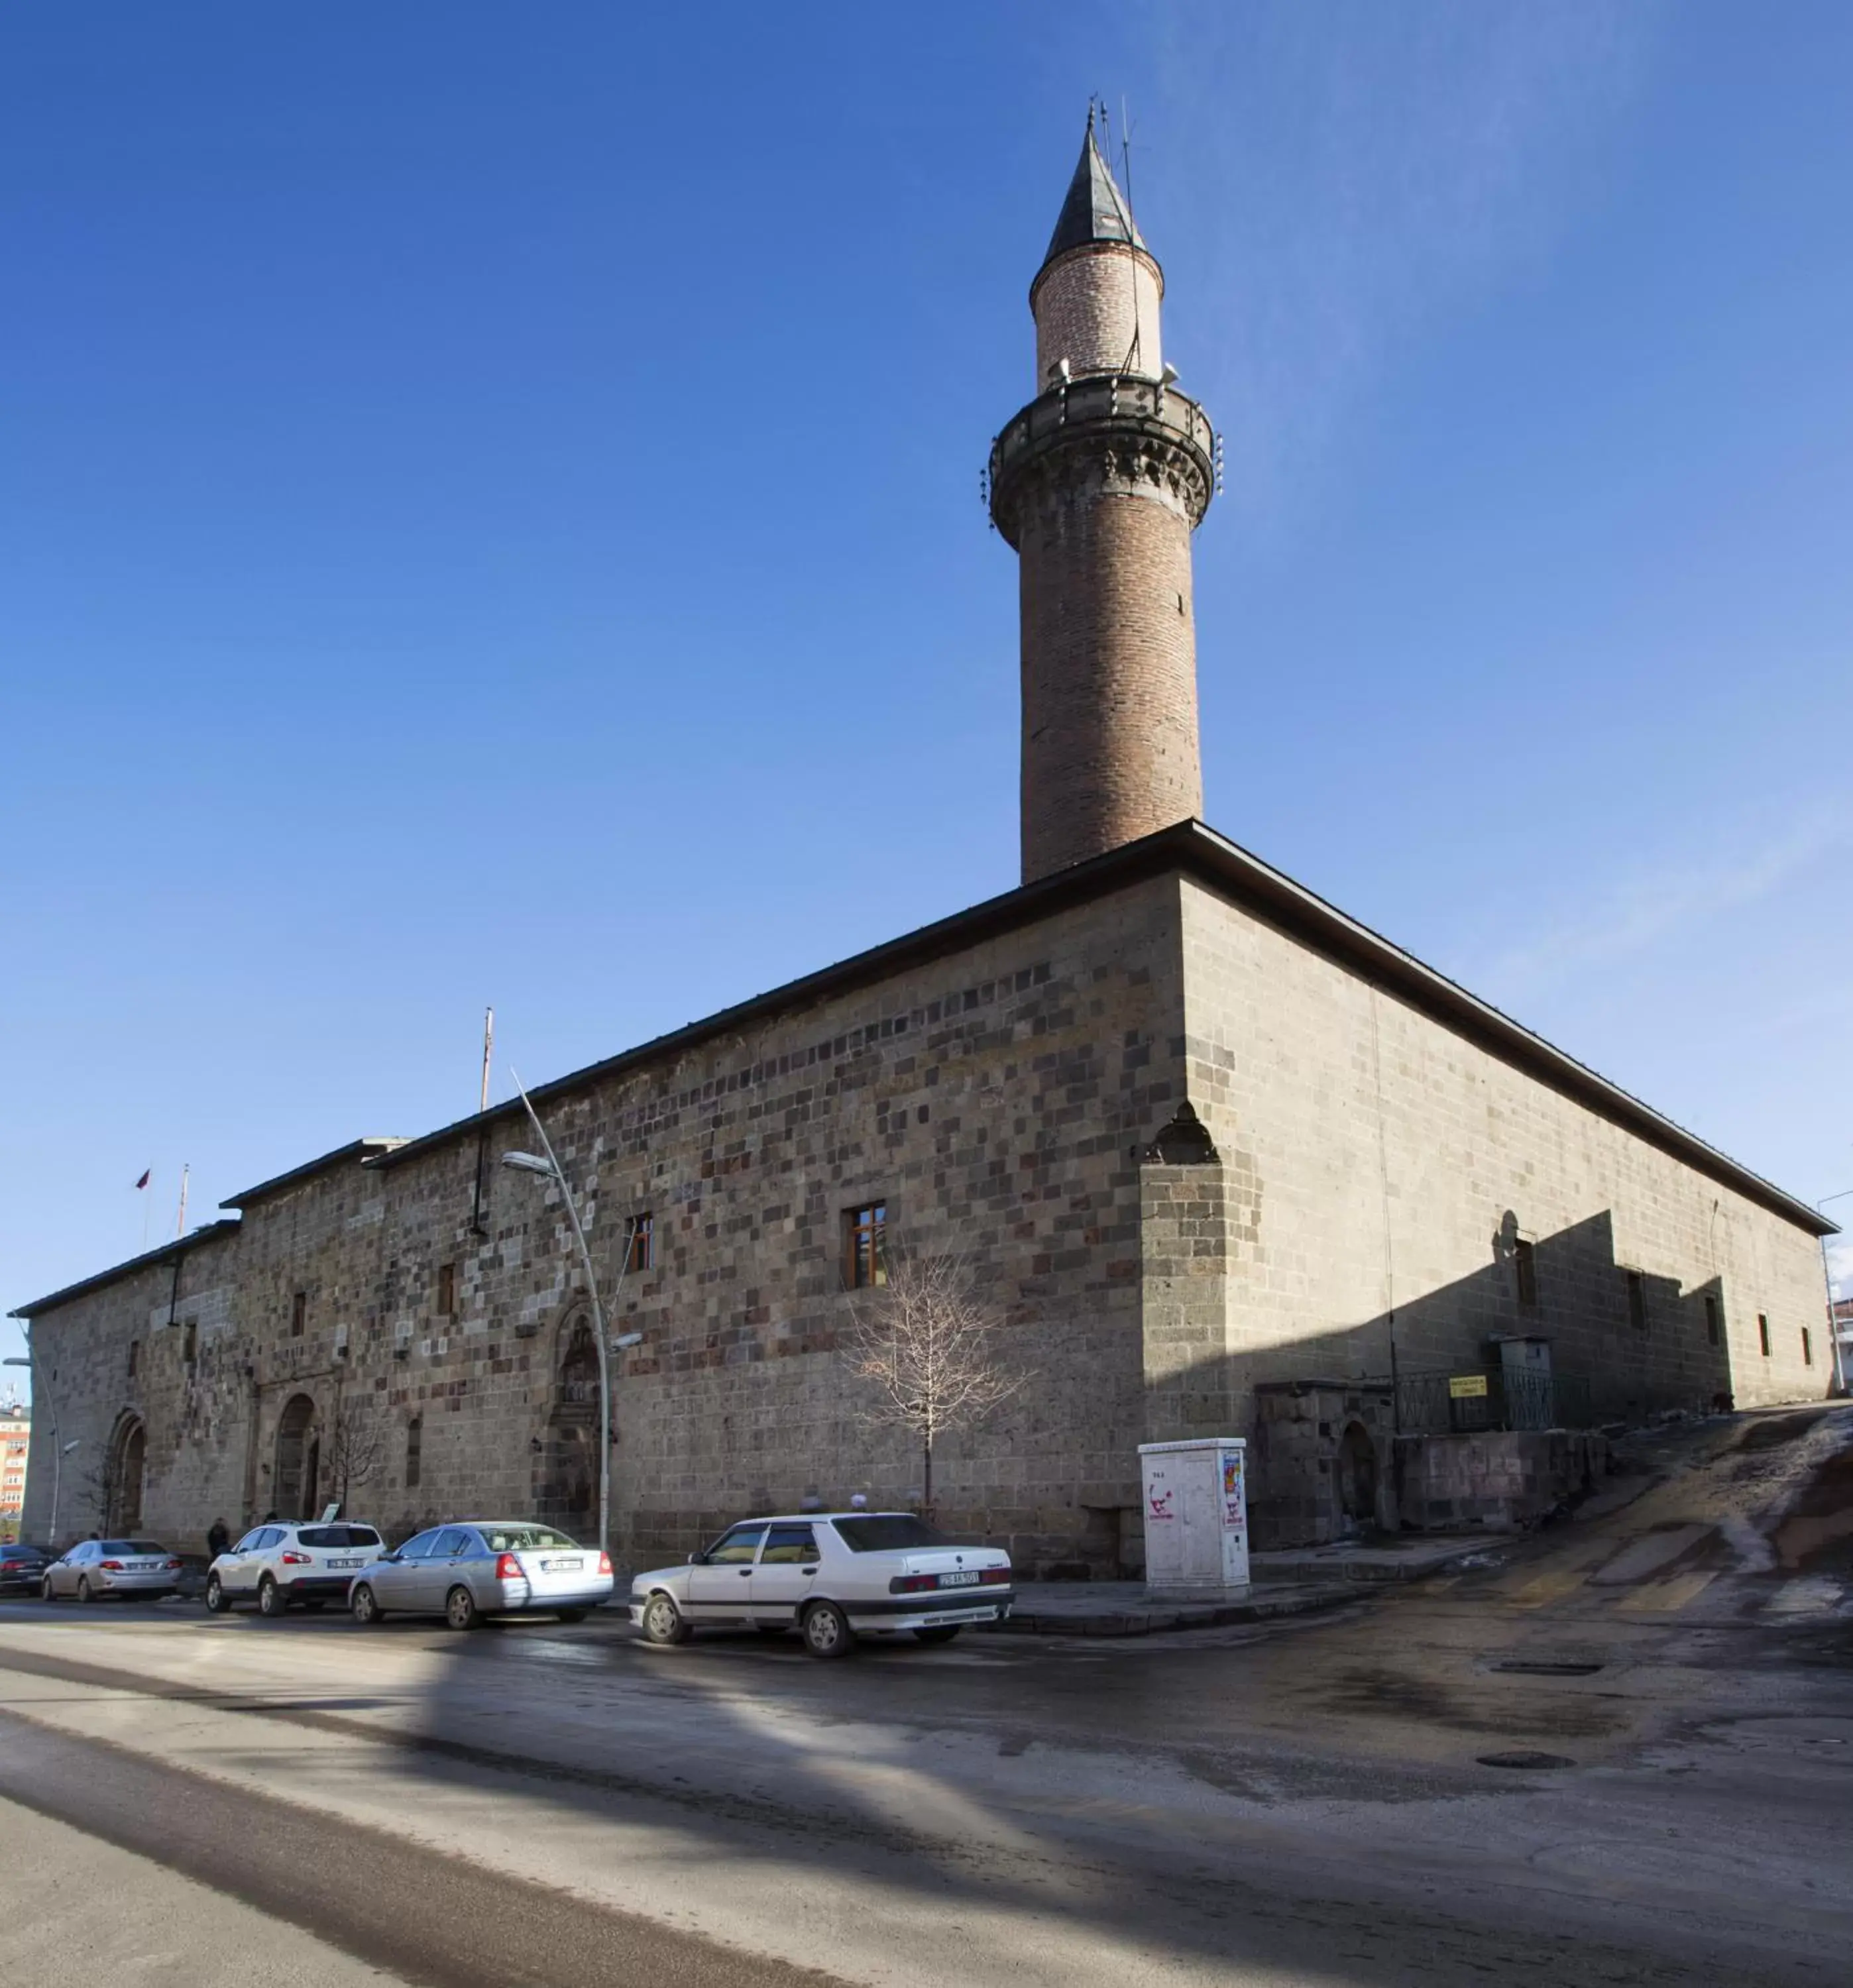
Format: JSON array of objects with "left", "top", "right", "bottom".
[
  {"left": 480, "top": 1006, "right": 495, "bottom": 1115},
  {"left": 175, "top": 1164, "right": 189, "bottom": 1239}
]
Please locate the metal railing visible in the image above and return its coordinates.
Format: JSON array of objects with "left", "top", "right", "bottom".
[{"left": 1394, "top": 1368, "right": 1594, "bottom": 1436}]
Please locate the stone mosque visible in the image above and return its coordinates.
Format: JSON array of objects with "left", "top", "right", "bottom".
[{"left": 15, "top": 123, "right": 1829, "bottom": 1571}]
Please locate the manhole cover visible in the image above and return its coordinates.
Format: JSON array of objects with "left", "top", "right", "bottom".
[
  {"left": 1478, "top": 1749, "right": 1574, "bottom": 1770},
  {"left": 1488, "top": 1659, "right": 1604, "bottom": 1677}
]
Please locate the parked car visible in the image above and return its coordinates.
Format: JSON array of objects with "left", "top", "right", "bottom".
[
  {"left": 629, "top": 1512, "right": 1014, "bottom": 1658},
  {"left": 206, "top": 1520, "right": 386, "bottom": 1617},
  {"left": 348, "top": 1521, "right": 614, "bottom": 1629},
  {"left": 41, "top": 1538, "right": 184, "bottom": 1603},
  {"left": 0, "top": 1543, "right": 54, "bottom": 1594}
]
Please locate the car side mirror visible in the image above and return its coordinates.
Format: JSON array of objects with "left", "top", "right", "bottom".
[{"left": 686, "top": 1551, "right": 702, "bottom": 1565}]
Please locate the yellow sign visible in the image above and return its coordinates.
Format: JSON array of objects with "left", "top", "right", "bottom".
[{"left": 1448, "top": 1373, "right": 1489, "bottom": 1400}]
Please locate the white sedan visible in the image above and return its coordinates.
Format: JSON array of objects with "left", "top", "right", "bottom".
[{"left": 629, "top": 1512, "right": 1013, "bottom": 1658}]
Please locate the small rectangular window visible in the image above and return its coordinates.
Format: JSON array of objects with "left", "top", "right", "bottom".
[
  {"left": 182, "top": 1320, "right": 197, "bottom": 1364},
  {"left": 291, "top": 1291, "right": 306, "bottom": 1339},
  {"left": 1758, "top": 1313, "right": 1771, "bottom": 1358},
  {"left": 405, "top": 1415, "right": 423, "bottom": 1490},
  {"left": 1626, "top": 1271, "right": 1646, "bottom": 1333},
  {"left": 437, "top": 1262, "right": 455, "bottom": 1317},
  {"left": 626, "top": 1215, "right": 654, "bottom": 1275},
  {"left": 1514, "top": 1238, "right": 1538, "bottom": 1309},
  {"left": 127, "top": 1339, "right": 140, "bottom": 1379},
  {"left": 1802, "top": 1326, "right": 1813, "bottom": 1368},
  {"left": 1705, "top": 1296, "right": 1720, "bottom": 1347},
  {"left": 846, "top": 1201, "right": 887, "bottom": 1290}
]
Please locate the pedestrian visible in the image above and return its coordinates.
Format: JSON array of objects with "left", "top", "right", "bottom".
[
  {"left": 261, "top": 1510, "right": 278, "bottom": 1524},
  {"left": 207, "top": 1517, "right": 229, "bottom": 1562}
]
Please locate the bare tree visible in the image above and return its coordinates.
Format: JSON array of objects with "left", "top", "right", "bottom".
[
  {"left": 322, "top": 1398, "right": 386, "bottom": 1513},
  {"left": 841, "top": 1251, "right": 1031, "bottom": 1516}
]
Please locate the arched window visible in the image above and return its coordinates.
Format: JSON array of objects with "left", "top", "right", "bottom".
[{"left": 405, "top": 1413, "right": 423, "bottom": 1490}]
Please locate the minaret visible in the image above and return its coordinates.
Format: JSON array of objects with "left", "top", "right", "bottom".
[{"left": 988, "top": 115, "right": 1217, "bottom": 883}]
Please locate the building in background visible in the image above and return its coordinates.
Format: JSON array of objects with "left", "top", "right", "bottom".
[
  {"left": 8, "top": 123, "right": 1834, "bottom": 1567},
  {"left": 0, "top": 1405, "right": 28, "bottom": 1543}
]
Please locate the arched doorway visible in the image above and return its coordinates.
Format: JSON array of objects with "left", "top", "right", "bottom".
[
  {"left": 1338, "top": 1421, "right": 1377, "bottom": 1532},
  {"left": 107, "top": 1415, "right": 146, "bottom": 1534},
  {"left": 274, "top": 1393, "right": 321, "bottom": 1520},
  {"left": 535, "top": 1314, "right": 598, "bottom": 1533}
]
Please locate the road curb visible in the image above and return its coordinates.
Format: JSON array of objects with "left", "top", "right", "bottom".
[{"left": 991, "top": 1582, "right": 1360, "bottom": 1638}]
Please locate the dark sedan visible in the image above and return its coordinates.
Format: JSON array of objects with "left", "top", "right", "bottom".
[{"left": 0, "top": 1544, "right": 54, "bottom": 1593}]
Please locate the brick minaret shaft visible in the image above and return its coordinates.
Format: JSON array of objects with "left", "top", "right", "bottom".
[{"left": 989, "top": 117, "right": 1217, "bottom": 883}]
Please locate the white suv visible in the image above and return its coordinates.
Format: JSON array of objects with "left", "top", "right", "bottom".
[
  {"left": 629, "top": 1512, "right": 1014, "bottom": 1658},
  {"left": 206, "top": 1520, "right": 386, "bottom": 1617}
]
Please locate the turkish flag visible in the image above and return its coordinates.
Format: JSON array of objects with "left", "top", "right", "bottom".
[{"left": 135, "top": 1170, "right": 150, "bottom": 1189}]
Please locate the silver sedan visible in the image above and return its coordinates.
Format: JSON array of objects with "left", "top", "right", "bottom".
[
  {"left": 349, "top": 1521, "right": 613, "bottom": 1629},
  {"left": 42, "top": 1538, "right": 183, "bottom": 1602}
]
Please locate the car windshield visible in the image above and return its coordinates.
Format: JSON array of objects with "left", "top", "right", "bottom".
[
  {"left": 297, "top": 1525, "right": 380, "bottom": 1549},
  {"left": 832, "top": 1516, "right": 950, "bottom": 1553},
  {"left": 100, "top": 1540, "right": 164, "bottom": 1555},
  {"left": 478, "top": 1525, "right": 578, "bottom": 1552}
]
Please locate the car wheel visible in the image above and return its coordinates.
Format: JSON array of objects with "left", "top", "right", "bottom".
[
  {"left": 204, "top": 1574, "right": 229, "bottom": 1614},
  {"left": 445, "top": 1584, "right": 480, "bottom": 1631},
  {"left": 553, "top": 1608, "right": 586, "bottom": 1624},
  {"left": 801, "top": 1600, "right": 853, "bottom": 1659},
  {"left": 76, "top": 1576, "right": 95, "bottom": 1605},
  {"left": 639, "top": 1592, "right": 689, "bottom": 1646},
  {"left": 257, "top": 1575, "right": 288, "bottom": 1618},
  {"left": 351, "top": 1583, "right": 382, "bottom": 1626},
  {"left": 40, "top": 1576, "right": 56, "bottom": 1604},
  {"left": 913, "top": 1625, "right": 961, "bottom": 1645}
]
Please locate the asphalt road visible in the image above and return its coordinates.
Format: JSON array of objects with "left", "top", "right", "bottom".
[{"left": 0, "top": 1409, "right": 1847, "bottom": 1986}]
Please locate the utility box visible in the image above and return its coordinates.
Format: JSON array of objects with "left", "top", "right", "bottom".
[{"left": 1139, "top": 1437, "right": 1250, "bottom": 1590}]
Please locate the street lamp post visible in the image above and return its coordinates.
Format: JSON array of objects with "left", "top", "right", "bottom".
[
  {"left": 500, "top": 1074, "right": 644, "bottom": 1559},
  {"left": 1817, "top": 1191, "right": 1853, "bottom": 1398},
  {"left": 5, "top": 1342, "right": 72, "bottom": 1546}
]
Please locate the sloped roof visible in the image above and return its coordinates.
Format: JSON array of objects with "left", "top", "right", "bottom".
[{"left": 1042, "top": 115, "right": 1146, "bottom": 269}]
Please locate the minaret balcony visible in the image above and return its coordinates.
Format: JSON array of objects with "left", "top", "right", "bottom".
[{"left": 988, "top": 374, "right": 1217, "bottom": 549}]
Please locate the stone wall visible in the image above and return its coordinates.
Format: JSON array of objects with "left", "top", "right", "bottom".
[
  {"left": 1394, "top": 1428, "right": 1610, "bottom": 1533},
  {"left": 23, "top": 875, "right": 1191, "bottom": 1572},
  {"left": 1176, "top": 875, "right": 1825, "bottom": 1431},
  {"left": 1247, "top": 1380, "right": 1399, "bottom": 1549}
]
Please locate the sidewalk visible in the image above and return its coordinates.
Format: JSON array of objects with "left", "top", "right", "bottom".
[{"left": 996, "top": 1537, "right": 1497, "bottom": 1637}]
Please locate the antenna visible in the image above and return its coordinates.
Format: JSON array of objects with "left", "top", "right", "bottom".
[{"left": 1117, "top": 95, "right": 1144, "bottom": 376}]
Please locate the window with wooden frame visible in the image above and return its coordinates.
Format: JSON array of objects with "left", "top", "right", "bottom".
[
  {"left": 405, "top": 1413, "right": 423, "bottom": 1490},
  {"left": 291, "top": 1291, "right": 307, "bottom": 1339},
  {"left": 1626, "top": 1271, "right": 1646, "bottom": 1333},
  {"left": 626, "top": 1215, "right": 654, "bottom": 1276},
  {"left": 1513, "top": 1237, "right": 1538, "bottom": 1309},
  {"left": 845, "top": 1201, "right": 887, "bottom": 1290},
  {"left": 437, "top": 1262, "right": 455, "bottom": 1317},
  {"left": 1758, "top": 1313, "right": 1771, "bottom": 1358}
]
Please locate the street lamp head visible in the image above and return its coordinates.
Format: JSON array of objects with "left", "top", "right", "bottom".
[
  {"left": 500, "top": 1152, "right": 558, "bottom": 1179},
  {"left": 612, "top": 1331, "right": 644, "bottom": 1351},
  {"left": 2, "top": 1358, "right": 28, "bottom": 1369}
]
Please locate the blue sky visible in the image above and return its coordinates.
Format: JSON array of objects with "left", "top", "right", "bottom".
[{"left": 5, "top": 2, "right": 1852, "bottom": 1382}]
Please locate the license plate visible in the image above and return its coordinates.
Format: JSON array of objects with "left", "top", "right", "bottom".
[
  {"left": 938, "top": 1570, "right": 982, "bottom": 1587},
  {"left": 541, "top": 1557, "right": 582, "bottom": 1574},
  {"left": 327, "top": 1558, "right": 360, "bottom": 1569}
]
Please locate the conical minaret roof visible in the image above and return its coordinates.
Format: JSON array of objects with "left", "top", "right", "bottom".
[{"left": 1040, "top": 112, "right": 1147, "bottom": 270}]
